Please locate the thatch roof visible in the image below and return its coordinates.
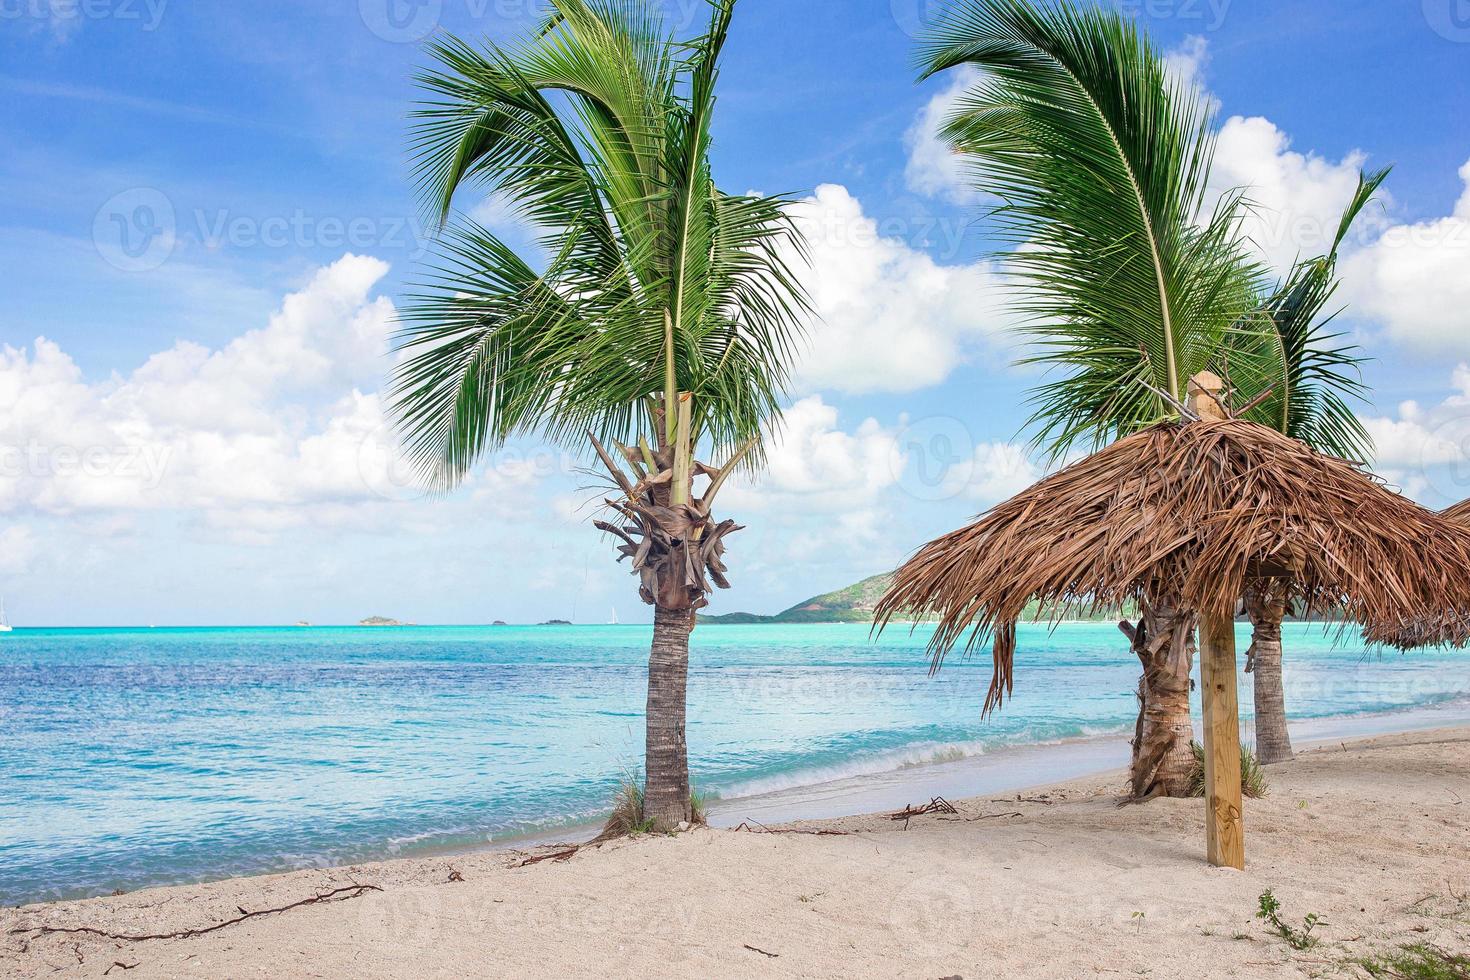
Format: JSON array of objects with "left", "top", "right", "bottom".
[
  {"left": 1357, "top": 497, "right": 1470, "bottom": 648},
  {"left": 876, "top": 418, "right": 1470, "bottom": 712},
  {"left": 1442, "top": 498, "right": 1470, "bottom": 525}
]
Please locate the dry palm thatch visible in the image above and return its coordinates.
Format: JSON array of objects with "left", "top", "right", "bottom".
[
  {"left": 875, "top": 417, "right": 1470, "bottom": 716},
  {"left": 1355, "top": 499, "right": 1470, "bottom": 648},
  {"left": 1360, "top": 498, "right": 1470, "bottom": 649},
  {"left": 1443, "top": 498, "right": 1470, "bottom": 525}
]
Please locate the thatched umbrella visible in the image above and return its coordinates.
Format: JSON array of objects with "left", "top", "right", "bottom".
[
  {"left": 876, "top": 374, "right": 1470, "bottom": 869},
  {"left": 1358, "top": 498, "right": 1470, "bottom": 649},
  {"left": 1443, "top": 498, "right": 1470, "bottom": 525}
]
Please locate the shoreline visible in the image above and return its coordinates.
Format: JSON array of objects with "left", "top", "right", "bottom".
[
  {"left": 490, "top": 693, "right": 1470, "bottom": 850},
  {"left": 6, "top": 724, "right": 1468, "bottom": 977},
  {"left": 10, "top": 696, "right": 1470, "bottom": 911}
]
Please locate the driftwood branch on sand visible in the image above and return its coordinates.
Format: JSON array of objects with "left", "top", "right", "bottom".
[{"left": 8, "top": 884, "right": 382, "bottom": 944}]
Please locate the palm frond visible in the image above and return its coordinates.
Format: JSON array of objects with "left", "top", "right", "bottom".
[
  {"left": 920, "top": 0, "right": 1264, "bottom": 457},
  {"left": 392, "top": 0, "right": 810, "bottom": 486},
  {"left": 1224, "top": 167, "right": 1388, "bottom": 461}
]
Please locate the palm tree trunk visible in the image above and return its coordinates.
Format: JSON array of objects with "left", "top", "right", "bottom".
[
  {"left": 644, "top": 603, "right": 692, "bottom": 830},
  {"left": 1123, "top": 588, "right": 1198, "bottom": 798},
  {"left": 1246, "top": 585, "right": 1292, "bottom": 764}
]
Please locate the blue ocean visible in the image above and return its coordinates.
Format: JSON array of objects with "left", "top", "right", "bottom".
[{"left": 3, "top": 622, "right": 1467, "bottom": 905}]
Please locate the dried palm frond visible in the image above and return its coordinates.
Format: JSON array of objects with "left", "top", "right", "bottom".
[
  {"left": 876, "top": 418, "right": 1470, "bottom": 715},
  {"left": 1442, "top": 498, "right": 1470, "bottom": 525}
]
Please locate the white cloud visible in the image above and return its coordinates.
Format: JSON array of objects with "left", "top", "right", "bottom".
[
  {"left": 904, "top": 66, "right": 982, "bottom": 205},
  {"left": 0, "top": 525, "right": 38, "bottom": 575},
  {"left": 1163, "top": 35, "right": 1211, "bottom": 93},
  {"left": 728, "top": 395, "right": 902, "bottom": 513},
  {"left": 1207, "top": 115, "right": 1378, "bottom": 275},
  {"left": 1190, "top": 98, "right": 1469, "bottom": 357},
  {"left": 790, "top": 184, "right": 1012, "bottom": 394},
  {"left": 0, "top": 255, "right": 456, "bottom": 534},
  {"left": 1340, "top": 159, "right": 1470, "bottom": 353},
  {"left": 904, "top": 36, "right": 1212, "bottom": 204},
  {"left": 719, "top": 397, "right": 1041, "bottom": 575},
  {"left": 718, "top": 397, "right": 906, "bottom": 573},
  {"left": 968, "top": 441, "right": 1041, "bottom": 504},
  {"left": 1360, "top": 365, "right": 1470, "bottom": 503}
]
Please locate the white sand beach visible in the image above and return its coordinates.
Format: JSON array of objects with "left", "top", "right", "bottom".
[{"left": 6, "top": 726, "right": 1468, "bottom": 978}]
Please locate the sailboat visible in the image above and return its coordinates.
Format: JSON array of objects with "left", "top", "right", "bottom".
[
  {"left": 608, "top": 604, "right": 619, "bottom": 626},
  {"left": 0, "top": 596, "right": 12, "bottom": 633}
]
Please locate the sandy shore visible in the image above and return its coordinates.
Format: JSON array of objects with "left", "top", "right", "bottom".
[{"left": 5, "top": 726, "right": 1468, "bottom": 978}]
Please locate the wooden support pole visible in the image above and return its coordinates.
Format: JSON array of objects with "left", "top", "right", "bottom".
[{"left": 1199, "top": 606, "right": 1245, "bottom": 869}]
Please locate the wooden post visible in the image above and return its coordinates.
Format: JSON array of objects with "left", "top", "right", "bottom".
[
  {"left": 1187, "top": 372, "right": 1244, "bottom": 869},
  {"left": 1198, "top": 606, "right": 1245, "bottom": 869}
]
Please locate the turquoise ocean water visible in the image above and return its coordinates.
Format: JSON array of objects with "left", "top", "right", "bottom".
[{"left": 2, "top": 622, "right": 1467, "bottom": 905}]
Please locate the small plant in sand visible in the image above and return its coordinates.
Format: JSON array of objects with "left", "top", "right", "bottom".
[
  {"left": 1256, "top": 889, "right": 1321, "bottom": 951},
  {"left": 601, "top": 775, "right": 709, "bottom": 838},
  {"left": 1356, "top": 943, "right": 1470, "bottom": 979},
  {"left": 1188, "top": 742, "right": 1268, "bottom": 799}
]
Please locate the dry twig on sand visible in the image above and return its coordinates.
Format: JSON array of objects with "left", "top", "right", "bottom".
[
  {"left": 889, "top": 797, "right": 959, "bottom": 821},
  {"left": 515, "top": 847, "right": 581, "bottom": 867},
  {"left": 731, "top": 819, "right": 850, "bottom": 836},
  {"left": 9, "top": 885, "right": 382, "bottom": 944}
]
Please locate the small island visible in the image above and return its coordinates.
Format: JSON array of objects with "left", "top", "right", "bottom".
[
  {"left": 358, "top": 616, "right": 407, "bottom": 627},
  {"left": 538, "top": 619, "right": 572, "bottom": 626}
]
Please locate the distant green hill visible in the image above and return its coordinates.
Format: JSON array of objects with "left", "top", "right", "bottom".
[
  {"left": 701, "top": 573, "right": 1134, "bottom": 625},
  {"left": 701, "top": 573, "right": 897, "bottom": 624}
]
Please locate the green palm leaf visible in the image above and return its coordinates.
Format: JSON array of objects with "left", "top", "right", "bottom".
[
  {"left": 1224, "top": 168, "right": 1387, "bottom": 461},
  {"left": 919, "top": 0, "right": 1265, "bottom": 455},
  {"left": 391, "top": 0, "right": 810, "bottom": 487}
]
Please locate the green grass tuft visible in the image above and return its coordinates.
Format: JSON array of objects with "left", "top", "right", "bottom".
[
  {"left": 599, "top": 775, "right": 710, "bottom": 839},
  {"left": 1188, "top": 741, "right": 1268, "bottom": 799},
  {"left": 1356, "top": 944, "right": 1470, "bottom": 979}
]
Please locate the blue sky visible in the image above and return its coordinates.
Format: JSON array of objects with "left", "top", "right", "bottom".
[{"left": 2, "top": 0, "right": 1470, "bottom": 626}]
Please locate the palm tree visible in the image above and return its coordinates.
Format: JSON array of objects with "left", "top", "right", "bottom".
[
  {"left": 918, "top": 0, "right": 1263, "bottom": 797},
  {"left": 921, "top": 0, "right": 1387, "bottom": 793},
  {"left": 1226, "top": 168, "right": 1385, "bottom": 765},
  {"left": 391, "top": 0, "right": 810, "bottom": 830}
]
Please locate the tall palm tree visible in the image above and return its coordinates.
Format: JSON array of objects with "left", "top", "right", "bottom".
[
  {"left": 918, "top": 0, "right": 1264, "bottom": 798},
  {"left": 391, "top": 0, "right": 810, "bottom": 830},
  {"left": 921, "top": 0, "right": 1387, "bottom": 793},
  {"left": 1226, "top": 168, "right": 1385, "bottom": 765}
]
